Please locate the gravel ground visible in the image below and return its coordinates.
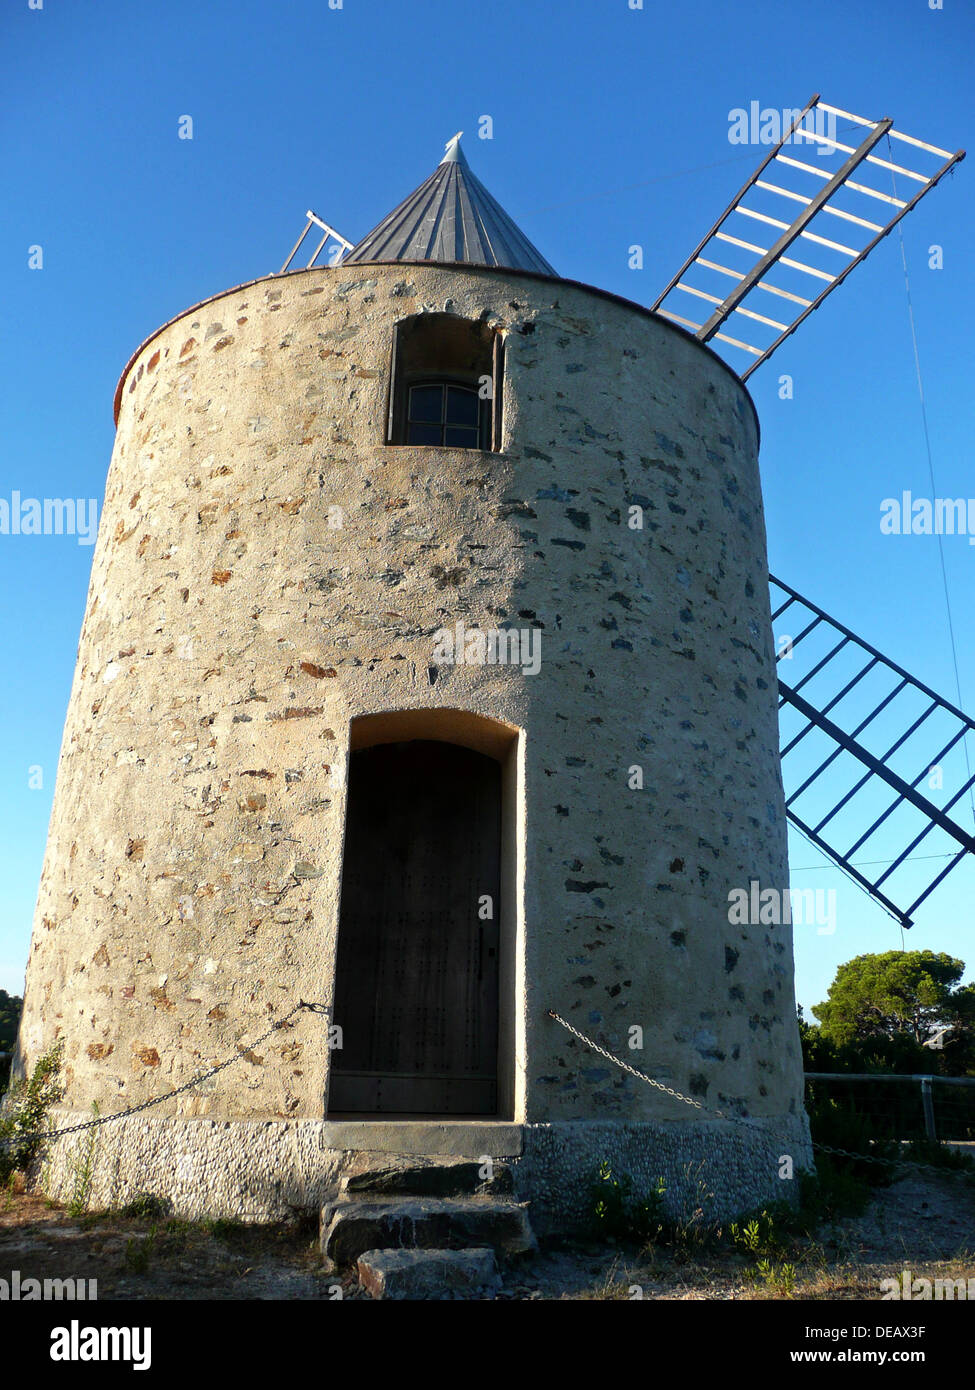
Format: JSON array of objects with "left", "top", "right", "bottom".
[{"left": 1, "top": 1164, "right": 972, "bottom": 1301}]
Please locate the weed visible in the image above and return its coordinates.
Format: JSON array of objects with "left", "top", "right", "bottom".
[
  {"left": 124, "top": 1228, "right": 157, "bottom": 1275},
  {"left": 589, "top": 1161, "right": 667, "bottom": 1244},
  {"left": 746, "top": 1257, "right": 798, "bottom": 1297},
  {"left": 201, "top": 1217, "right": 248, "bottom": 1241},
  {"left": 119, "top": 1192, "right": 170, "bottom": 1220},
  {"left": 0, "top": 1042, "right": 63, "bottom": 1183},
  {"left": 666, "top": 1161, "right": 718, "bottom": 1255},
  {"left": 66, "top": 1104, "right": 98, "bottom": 1217},
  {"left": 729, "top": 1209, "right": 786, "bottom": 1260},
  {"left": 797, "top": 1159, "right": 872, "bottom": 1227},
  {"left": 576, "top": 1258, "right": 638, "bottom": 1300}
]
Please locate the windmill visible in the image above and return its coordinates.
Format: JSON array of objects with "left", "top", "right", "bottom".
[{"left": 19, "top": 100, "right": 971, "bottom": 1237}]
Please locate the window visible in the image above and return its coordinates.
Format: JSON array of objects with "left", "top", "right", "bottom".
[
  {"left": 407, "top": 380, "right": 482, "bottom": 448},
  {"left": 388, "top": 313, "right": 504, "bottom": 450}
]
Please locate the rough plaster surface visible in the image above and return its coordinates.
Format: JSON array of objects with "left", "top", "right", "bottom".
[
  {"left": 18, "top": 259, "right": 809, "bottom": 1215},
  {"left": 33, "top": 1111, "right": 811, "bottom": 1229}
]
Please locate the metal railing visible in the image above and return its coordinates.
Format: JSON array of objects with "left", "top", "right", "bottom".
[
  {"left": 548, "top": 1010, "right": 975, "bottom": 1176},
  {"left": 804, "top": 1071, "right": 975, "bottom": 1145}
]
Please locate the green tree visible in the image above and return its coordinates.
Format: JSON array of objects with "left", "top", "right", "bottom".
[
  {"left": 812, "top": 951, "right": 974, "bottom": 1061},
  {"left": 0, "top": 991, "right": 22, "bottom": 1051},
  {"left": 0, "top": 991, "right": 24, "bottom": 1092}
]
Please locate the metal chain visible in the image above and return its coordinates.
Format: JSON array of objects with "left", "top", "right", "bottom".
[
  {"left": 5, "top": 1001, "right": 967, "bottom": 1182},
  {"left": 547, "top": 1009, "right": 737, "bottom": 1120},
  {"left": 546, "top": 1008, "right": 974, "bottom": 1181},
  {"left": 0, "top": 999, "right": 329, "bottom": 1151}
]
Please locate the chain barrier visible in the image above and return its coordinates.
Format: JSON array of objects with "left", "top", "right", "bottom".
[
  {"left": 4, "top": 1002, "right": 968, "bottom": 1181},
  {"left": 0, "top": 1000, "right": 330, "bottom": 1152},
  {"left": 546, "top": 1008, "right": 974, "bottom": 1181},
  {"left": 546, "top": 1009, "right": 739, "bottom": 1120}
]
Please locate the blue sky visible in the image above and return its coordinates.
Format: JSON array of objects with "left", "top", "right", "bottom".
[{"left": 1, "top": 0, "right": 972, "bottom": 1016}]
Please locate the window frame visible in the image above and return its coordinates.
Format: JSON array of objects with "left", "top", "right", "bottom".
[{"left": 385, "top": 315, "right": 505, "bottom": 452}]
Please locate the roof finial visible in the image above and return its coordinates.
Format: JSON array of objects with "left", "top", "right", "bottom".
[{"left": 441, "top": 131, "right": 465, "bottom": 165}]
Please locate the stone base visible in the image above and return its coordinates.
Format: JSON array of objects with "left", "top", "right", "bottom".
[
  {"left": 30, "top": 1109, "right": 812, "bottom": 1230},
  {"left": 514, "top": 1115, "right": 813, "bottom": 1231},
  {"left": 28, "top": 1113, "right": 344, "bottom": 1224}
]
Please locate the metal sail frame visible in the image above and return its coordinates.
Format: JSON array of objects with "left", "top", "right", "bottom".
[
  {"left": 652, "top": 96, "right": 965, "bottom": 379},
  {"left": 280, "top": 210, "right": 354, "bottom": 273},
  {"left": 770, "top": 575, "right": 975, "bottom": 927}
]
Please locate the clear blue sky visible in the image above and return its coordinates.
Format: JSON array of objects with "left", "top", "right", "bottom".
[{"left": 1, "top": 0, "right": 972, "bottom": 1017}]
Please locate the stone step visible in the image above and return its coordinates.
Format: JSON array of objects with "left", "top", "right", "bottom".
[
  {"left": 341, "top": 1158, "right": 514, "bottom": 1199},
  {"left": 355, "top": 1247, "right": 500, "bottom": 1300},
  {"left": 321, "top": 1195, "right": 537, "bottom": 1270}
]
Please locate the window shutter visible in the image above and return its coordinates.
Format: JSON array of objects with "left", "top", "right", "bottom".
[
  {"left": 492, "top": 333, "right": 505, "bottom": 452},
  {"left": 386, "top": 321, "right": 400, "bottom": 444}
]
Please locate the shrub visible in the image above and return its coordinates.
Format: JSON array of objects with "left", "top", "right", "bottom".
[
  {"left": 805, "top": 1088, "right": 897, "bottom": 1185},
  {"left": 0, "top": 1042, "right": 63, "bottom": 1184},
  {"left": 119, "top": 1192, "right": 170, "bottom": 1220},
  {"left": 589, "top": 1161, "right": 667, "bottom": 1243}
]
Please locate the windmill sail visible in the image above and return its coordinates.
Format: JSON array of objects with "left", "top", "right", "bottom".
[
  {"left": 653, "top": 96, "right": 965, "bottom": 379},
  {"left": 771, "top": 575, "right": 975, "bottom": 927},
  {"left": 280, "top": 211, "right": 354, "bottom": 273}
]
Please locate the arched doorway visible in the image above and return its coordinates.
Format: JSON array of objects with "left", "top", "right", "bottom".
[{"left": 329, "top": 734, "right": 506, "bottom": 1116}]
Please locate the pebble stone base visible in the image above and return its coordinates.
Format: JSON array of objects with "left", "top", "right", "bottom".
[
  {"left": 30, "top": 1110, "right": 812, "bottom": 1231},
  {"left": 512, "top": 1116, "right": 813, "bottom": 1230}
]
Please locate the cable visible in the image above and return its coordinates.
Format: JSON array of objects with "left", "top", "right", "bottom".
[
  {"left": 888, "top": 134, "right": 975, "bottom": 832},
  {"left": 790, "top": 851, "right": 955, "bottom": 872}
]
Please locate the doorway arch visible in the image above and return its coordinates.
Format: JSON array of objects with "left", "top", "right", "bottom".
[{"left": 329, "top": 710, "right": 520, "bottom": 1118}]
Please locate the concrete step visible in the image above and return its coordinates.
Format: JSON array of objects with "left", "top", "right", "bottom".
[
  {"left": 341, "top": 1158, "right": 514, "bottom": 1199},
  {"left": 321, "top": 1195, "right": 537, "bottom": 1270},
  {"left": 322, "top": 1119, "right": 522, "bottom": 1159},
  {"left": 355, "top": 1247, "right": 500, "bottom": 1300}
]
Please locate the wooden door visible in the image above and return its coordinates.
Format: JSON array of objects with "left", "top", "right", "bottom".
[{"left": 329, "top": 740, "right": 501, "bottom": 1115}]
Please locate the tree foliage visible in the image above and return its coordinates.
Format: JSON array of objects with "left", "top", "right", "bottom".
[
  {"left": 0, "top": 991, "right": 22, "bottom": 1053},
  {"left": 802, "top": 951, "right": 975, "bottom": 1075}
]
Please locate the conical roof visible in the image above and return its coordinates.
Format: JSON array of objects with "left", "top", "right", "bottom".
[{"left": 343, "top": 133, "right": 556, "bottom": 276}]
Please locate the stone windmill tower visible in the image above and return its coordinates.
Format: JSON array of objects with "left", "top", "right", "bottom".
[{"left": 17, "top": 129, "right": 825, "bottom": 1245}]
